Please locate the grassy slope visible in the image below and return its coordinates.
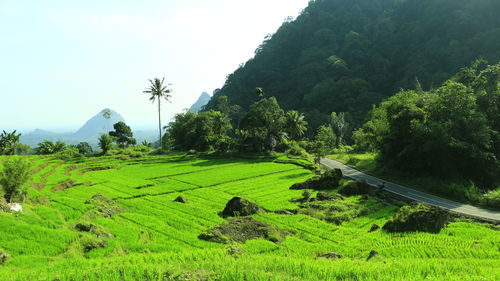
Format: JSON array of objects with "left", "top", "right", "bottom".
[{"left": 0, "top": 154, "right": 498, "bottom": 280}]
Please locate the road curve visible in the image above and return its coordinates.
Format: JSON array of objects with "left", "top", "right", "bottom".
[{"left": 321, "top": 158, "right": 500, "bottom": 222}]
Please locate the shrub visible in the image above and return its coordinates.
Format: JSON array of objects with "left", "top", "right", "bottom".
[
  {"left": 55, "top": 147, "right": 82, "bottom": 160},
  {"left": 0, "top": 157, "right": 31, "bottom": 202},
  {"left": 481, "top": 189, "right": 500, "bottom": 210}
]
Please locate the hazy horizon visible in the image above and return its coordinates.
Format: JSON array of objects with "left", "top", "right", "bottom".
[{"left": 0, "top": 0, "right": 309, "bottom": 133}]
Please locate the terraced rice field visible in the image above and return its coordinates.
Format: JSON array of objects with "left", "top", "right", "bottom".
[{"left": 0, "top": 154, "right": 498, "bottom": 280}]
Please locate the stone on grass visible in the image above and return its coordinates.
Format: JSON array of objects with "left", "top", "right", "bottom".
[
  {"left": 383, "top": 203, "right": 449, "bottom": 233},
  {"left": 199, "top": 217, "right": 287, "bottom": 244},
  {"left": 316, "top": 192, "right": 344, "bottom": 201},
  {"left": 221, "top": 197, "right": 262, "bottom": 217},
  {"left": 75, "top": 223, "right": 98, "bottom": 232},
  {"left": 174, "top": 196, "right": 188, "bottom": 203},
  {"left": 0, "top": 252, "right": 11, "bottom": 265},
  {"left": 338, "top": 180, "right": 372, "bottom": 196},
  {"left": 317, "top": 252, "right": 343, "bottom": 259},
  {"left": 290, "top": 169, "right": 343, "bottom": 190},
  {"left": 7, "top": 203, "right": 22, "bottom": 212},
  {"left": 369, "top": 224, "right": 380, "bottom": 232},
  {"left": 366, "top": 250, "right": 379, "bottom": 261}
]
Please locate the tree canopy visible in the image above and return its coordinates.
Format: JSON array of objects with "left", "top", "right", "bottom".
[{"left": 205, "top": 0, "right": 500, "bottom": 130}]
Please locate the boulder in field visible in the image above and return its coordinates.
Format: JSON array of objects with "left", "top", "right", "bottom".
[
  {"left": 366, "top": 250, "right": 379, "bottom": 261},
  {"left": 75, "top": 223, "right": 98, "bottom": 232},
  {"left": 383, "top": 203, "right": 449, "bottom": 233},
  {"left": 290, "top": 169, "right": 343, "bottom": 190},
  {"left": 338, "top": 180, "right": 372, "bottom": 196},
  {"left": 221, "top": 197, "right": 262, "bottom": 217},
  {"left": 199, "top": 217, "right": 288, "bottom": 244},
  {"left": 84, "top": 240, "right": 108, "bottom": 253},
  {"left": 7, "top": 203, "right": 23, "bottom": 212},
  {"left": 316, "top": 192, "right": 344, "bottom": 201},
  {"left": 369, "top": 224, "right": 380, "bottom": 232},
  {"left": 317, "top": 252, "right": 343, "bottom": 259},
  {"left": 174, "top": 196, "right": 188, "bottom": 203},
  {"left": 0, "top": 252, "right": 11, "bottom": 264}
]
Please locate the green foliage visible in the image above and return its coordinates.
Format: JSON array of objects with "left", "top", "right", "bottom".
[
  {"left": 205, "top": 0, "right": 500, "bottom": 130},
  {"left": 75, "top": 142, "right": 93, "bottom": 156},
  {"left": 143, "top": 77, "right": 173, "bottom": 151},
  {"left": 316, "top": 125, "right": 336, "bottom": 152},
  {"left": 35, "top": 141, "right": 67, "bottom": 155},
  {"left": 285, "top": 110, "right": 308, "bottom": 140},
  {"left": 239, "top": 96, "right": 287, "bottom": 152},
  {"left": 54, "top": 147, "right": 81, "bottom": 160},
  {"left": 109, "top": 122, "right": 136, "bottom": 148},
  {"left": 330, "top": 112, "right": 350, "bottom": 147},
  {"left": 167, "top": 110, "right": 233, "bottom": 152},
  {"left": 356, "top": 62, "right": 500, "bottom": 188},
  {"left": 0, "top": 131, "right": 22, "bottom": 155},
  {"left": 0, "top": 157, "right": 31, "bottom": 202},
  {"left": 98, "top": 134, "right": 114, "bottom": 155}
]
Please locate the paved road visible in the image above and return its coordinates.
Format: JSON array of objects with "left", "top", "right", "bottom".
[{"left": 321, "top": 158, "right": 500, "bottom": 222}]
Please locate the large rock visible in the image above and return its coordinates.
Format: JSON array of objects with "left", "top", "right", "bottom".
[
  {"left": 290, "top": 169, "right": 343, "bottom": 190},
  {"left": 317, "top": 252, "right": 343, "bottom": 259},
  {"left": 199, "top": 217, "right": 287, "bottom": 244},
  {"left": 366, "top": 250, "right": 379, "bottom": 261},
  {"left": 85, "top": 194, "right": 122, "bottom": 217},
  {"left": 316, "top": 192, "right": 344, "bottom": 201},
  {"left": 174, "top": 196, "right": 188, "bottom": 203},
  {"left": 0, "top": 252, "right": 11, "bottom": 264},
  {"left": 338, "top": 180, "right": 372, "bottom": 196},
  {"left": 221, "top": 197, "right": 262, "bottom": 217},
  {"left": 7, "top": 203, "right": 23, "bottom": 212},
  {"left": 383, "top": 204, "right": 449, "bottom": 233}
]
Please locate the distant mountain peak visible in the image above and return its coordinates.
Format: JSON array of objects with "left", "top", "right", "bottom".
[
  {"left": 188, "top": 92, "right": 212, "bottom": 113},
  {"left": 74, "top": 108, "right": 125, "bottom": 139}
]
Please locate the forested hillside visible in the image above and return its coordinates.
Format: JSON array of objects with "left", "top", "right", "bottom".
[{"left": 205, "top": 0, "right": 500, "bottom": 128}]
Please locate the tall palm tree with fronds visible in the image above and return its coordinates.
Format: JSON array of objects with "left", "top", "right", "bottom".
[
  {"left": 285, "top": 110, "right": 308, "bottom": 140},
  {"left": 143, "top": 78, "right": 172, "bottom": 151}
]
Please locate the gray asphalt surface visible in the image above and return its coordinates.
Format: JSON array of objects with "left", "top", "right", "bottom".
[{"left": 321, "top": 158, "right": 500, "bottom": 222}]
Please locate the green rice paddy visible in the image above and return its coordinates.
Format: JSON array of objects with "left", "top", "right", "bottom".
[{"left": 0, "top": 154, "right": 498, "bottom": 280}]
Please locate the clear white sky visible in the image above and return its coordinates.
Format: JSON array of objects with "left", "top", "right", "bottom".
[{"left": 0, "top": 0, "right": 309, "bottom": 132}]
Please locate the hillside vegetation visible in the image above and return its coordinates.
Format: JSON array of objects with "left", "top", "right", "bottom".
[
  {"left": 0, "top": 154, "right": 498, "bottom": 280},
  {"left": 205, "top": 0, "right": 500, "bottom": 128}
]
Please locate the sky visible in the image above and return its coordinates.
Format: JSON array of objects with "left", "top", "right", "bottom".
[{"left": 0, "top": 0, "right": 309, "bottom": 133}]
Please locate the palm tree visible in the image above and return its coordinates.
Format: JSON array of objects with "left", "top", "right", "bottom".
[
  {"left": 143, "top": 78, "right": 173, "bottom": 151},
  {"left": 285, "top": 111, "right": 308, "bottom": 140},
  {"left": 0, "top": 130, "right": 21, "bottom": 155}
]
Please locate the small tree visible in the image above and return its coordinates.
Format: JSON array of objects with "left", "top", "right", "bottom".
[
  {"left": 143, "top": 77, "right": 173, "bottom": 152},
  {"left": 98, "top": 134, "right": 114, "bottom": 155},
  {"left": 330, "top": 112, "right": 349, "bottom": 148},
  {"left": 0, "top": 130, "right": 22, "bottom": 155},
  {"left": 75, "top": 142, "right": 93, "bottom": 156},
  {"left": 285, "top": 110, "right": 308, "bottom": 141},
  {"left": 35, "top": 140, "right": 55, "bottom": 155},
  {"left": 109, "top": 122, "right": 136, "bottom": 148},
  {"left": 0, "top": 157, "right": 31, "bottom": 202}
]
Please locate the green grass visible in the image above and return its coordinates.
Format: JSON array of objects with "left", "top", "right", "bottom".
[{"left": 0, "top": 153, "right": 498, "bottom": 280}]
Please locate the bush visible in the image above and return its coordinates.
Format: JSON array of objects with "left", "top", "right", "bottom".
[
  {"left": 55, "top": 147, "right": 82, "bottom": 160},
  {"left": 285, "top": 141, "right": 309, "bottom": 157},
  {"left": 0, "top": 157, "right": 31, "bottom": 202},
  {"left": 481, "top": 189, "right": 500, "bottom": 210}
]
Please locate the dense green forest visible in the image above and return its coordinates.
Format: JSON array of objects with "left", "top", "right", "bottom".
[{"left": 205, "top": 0, "right": 500, "bottom": 129}]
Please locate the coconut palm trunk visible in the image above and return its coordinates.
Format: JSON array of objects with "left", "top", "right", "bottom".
[
  {"left": 143, "top": 77, "right": 172, "bottom": 152},
  {"left": 158, "top": 98, "right": 162, "bottom": 150}
]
